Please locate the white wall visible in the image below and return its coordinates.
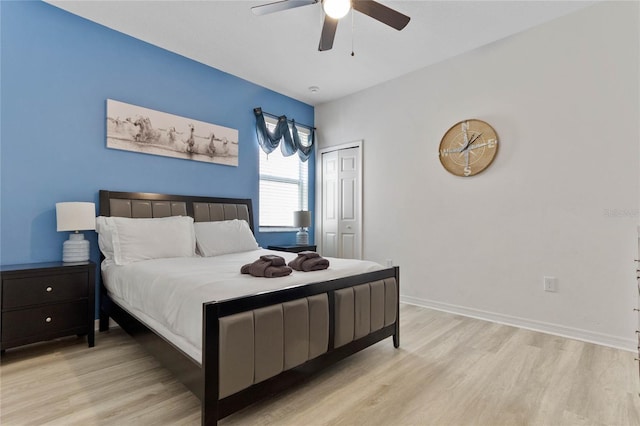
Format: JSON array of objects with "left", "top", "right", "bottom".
[{"left": 316, "top": 2, "right": 640, "bottom": 350}]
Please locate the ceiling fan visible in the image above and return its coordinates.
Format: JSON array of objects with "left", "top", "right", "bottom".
[{"left": 251, "top": 0, "right": 410, "bottom": 52}]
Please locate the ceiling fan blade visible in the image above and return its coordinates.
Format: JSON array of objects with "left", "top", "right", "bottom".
[
  {"left": 318, "top": 16, "right": 339, "bottom": 51},
  {"left": 251, "top": 0, "right": 317, "bottom": 16},
  {"left": 352, "top": 0, "right": 410, "bottom": 30}
]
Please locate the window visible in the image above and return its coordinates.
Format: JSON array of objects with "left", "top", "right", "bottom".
[{"left": 259, "top": 118, "right": 310, "bottom": 229}]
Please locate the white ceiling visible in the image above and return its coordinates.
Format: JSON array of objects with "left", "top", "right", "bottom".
[{"left": 46, "top": 0, "right": 595, "bottom": 106}]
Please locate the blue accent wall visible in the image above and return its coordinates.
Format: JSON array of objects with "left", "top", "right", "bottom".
[{"left": 0, "top": 1, "right": 315, "bottom": 266}]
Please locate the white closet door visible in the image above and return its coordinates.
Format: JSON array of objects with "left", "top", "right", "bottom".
[
  {"left": 322, "top": 150, "right": 339, "bottom": 257},
  {"left": 320, "top": 144, "right": 362, "bottom": 259}
]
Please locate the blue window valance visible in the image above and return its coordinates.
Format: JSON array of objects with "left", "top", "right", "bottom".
[{"left": 253, "top": 107, "right": 315, "bottom": 162}]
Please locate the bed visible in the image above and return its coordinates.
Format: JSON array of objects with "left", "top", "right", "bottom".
[{"left": 97, "top": 190, "right": 399, "bottom": 425}]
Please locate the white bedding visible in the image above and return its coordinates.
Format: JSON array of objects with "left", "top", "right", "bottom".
[{"left": 102, "top": 249, "right": 384, "bottom": 363}]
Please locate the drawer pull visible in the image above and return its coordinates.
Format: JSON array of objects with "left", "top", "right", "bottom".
[
  {"left": 45, "top": 317, "right": 52, "bottom": 323},
  {"left": 46, "top": 286, "right": 53, "bottom": 292}
]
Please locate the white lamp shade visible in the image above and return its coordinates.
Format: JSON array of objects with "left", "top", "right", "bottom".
[
  {"left": 56, "top": 202, "right": 96, "bottom": 232},
  {"left": 293, "top": 210, "right": 312, "bottom": 228}
]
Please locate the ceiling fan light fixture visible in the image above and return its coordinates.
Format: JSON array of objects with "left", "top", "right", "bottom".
[
  {"left": 323, "top": 0, "right": 351, "bottom": 20},
  {"left": 252, "top": 0, "right": 410, "bottom": 52}
]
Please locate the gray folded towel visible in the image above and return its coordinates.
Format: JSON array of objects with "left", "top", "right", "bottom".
[
  {"left": 288, "top": 252, "right": 330, "bottom": 271},
  {"left": 241, "top": 256, "right": 292, "bottom": 278},
  {"left": 288, "top": 256, "right": 306, "bottom": 271},
  {"left": 298, "top": 251, "right": 320, "bottom": 259},
  {"left": 300, "top": 256, "right": 330, "bottom": 272},
  {"left": 259, "top": 254, "right": 286, "bottom": 266}
]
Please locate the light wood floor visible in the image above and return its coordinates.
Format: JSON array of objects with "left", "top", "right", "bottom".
[{"left": 2, "top": 304, "right": 639, "bottom": 425}]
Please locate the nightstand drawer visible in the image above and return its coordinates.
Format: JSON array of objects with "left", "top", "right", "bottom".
[
  {"left": 1, "top": 300, "right": 88, "bottom": 343},
  {"left": 2, "top": 272, "right": 88, "bottom": 309}
]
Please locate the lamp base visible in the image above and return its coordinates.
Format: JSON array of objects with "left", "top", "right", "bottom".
[
  {"left": 63, "top": 233, "right": 90, "bottom": 262},
  {"left": 296, "top": 229, "right": 309, "bottom": 245}
]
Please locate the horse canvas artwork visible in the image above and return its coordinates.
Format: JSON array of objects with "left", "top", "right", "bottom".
[{"left": 106, "top": 99, "right": 239, "bottom": 166}]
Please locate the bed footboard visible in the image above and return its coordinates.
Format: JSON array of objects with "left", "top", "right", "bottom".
[{"left": 202, "top": 266, "right": 400, "bottom": 425}]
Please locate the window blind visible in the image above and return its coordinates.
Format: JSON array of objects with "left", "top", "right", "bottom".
[{"left": 259, "top": 119, "right": 309, "bottom": 228}]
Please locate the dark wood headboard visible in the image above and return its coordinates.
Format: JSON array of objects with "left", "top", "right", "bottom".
[{"left": 99, "top": 190, "right": 255, "bottom": 233}]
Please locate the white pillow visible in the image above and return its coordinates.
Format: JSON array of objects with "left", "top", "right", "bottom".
[
  {"left": 96, "top": 216, "right": 196, "bottom": 265},
  {"left": 194, "top": 219, "right": 259, "bottom": 257},
  {"left": 95, "top": 216, "right": 116, "bottom": 260}
]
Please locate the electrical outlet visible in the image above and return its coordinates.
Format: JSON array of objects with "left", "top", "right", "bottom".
[
  {"left": 543, "top": 276, "right": 557, "bottom": 292},
  {"left": 386, "top": 259, "right": 393, "bottom": 267}
]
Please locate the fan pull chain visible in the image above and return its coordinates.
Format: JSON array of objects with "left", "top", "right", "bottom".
[{"left": 351, "top": 8, "right": 355, "bottom": 56}]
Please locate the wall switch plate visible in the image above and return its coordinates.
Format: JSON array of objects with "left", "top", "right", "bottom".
[{"left": 543, "top": 276, "right": 557, "bottom": 292}]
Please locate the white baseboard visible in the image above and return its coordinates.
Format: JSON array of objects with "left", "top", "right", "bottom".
[{"left": 401, "top": 295, "right": 636, "bottom": 352}]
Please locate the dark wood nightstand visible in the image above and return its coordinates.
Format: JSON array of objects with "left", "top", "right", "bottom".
[
  {"left": 0, "top": 261, "right": 95, "bottom": 351},
  {"left": 268, "top": 244, "right": 317, "bottom": 253}
]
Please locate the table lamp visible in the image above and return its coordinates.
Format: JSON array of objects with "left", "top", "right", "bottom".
[
  {"left": 293, "top": 210, "right": 311, "bottom": 245},
  {"left": 56, "top": 202, "right": 96, "bottom": 262}
]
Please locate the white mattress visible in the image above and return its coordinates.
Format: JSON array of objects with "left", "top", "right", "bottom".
[{"left": 102, "top": 249, "right": 384, "bottom": 363}]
